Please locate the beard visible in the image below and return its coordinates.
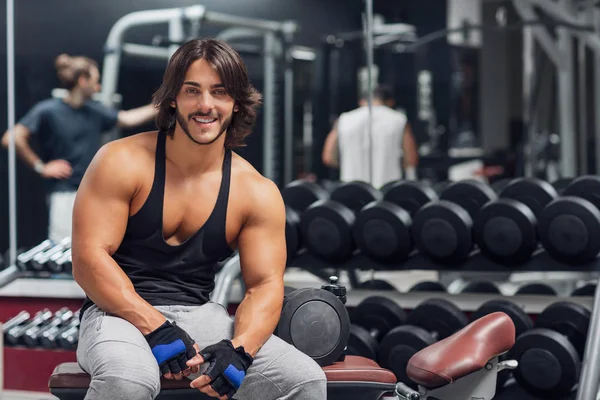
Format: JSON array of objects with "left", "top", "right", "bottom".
[{"left": 176, "top": 109, "right": 233, "bottom": 146}]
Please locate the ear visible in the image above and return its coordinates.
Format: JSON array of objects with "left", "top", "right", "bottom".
[
  {"left": 170, "top": 100, "right": 176, "bottom": 108},
  {"left": 233, "top": 104, "right": 239, "bottom": 112}
]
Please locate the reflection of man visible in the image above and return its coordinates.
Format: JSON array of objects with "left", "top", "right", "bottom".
[
  {"left": 1, "top": 53, "right": 156, "bottom": 242},
  {"left": 321, "top": 85, "right": 418, "bottom": 188}
]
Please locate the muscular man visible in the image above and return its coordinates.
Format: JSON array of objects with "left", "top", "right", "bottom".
[
  {"left": 1, "top": 53, "right": 156, "bottom": 242},
  {"left": 321, "top": 85, "right": 419, "bottom": 188},
  {"left": 71, "top": 38, "right": 326, "bottom": 400}
]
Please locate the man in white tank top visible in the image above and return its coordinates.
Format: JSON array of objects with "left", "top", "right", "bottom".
[{"left": 321, "top": 85, "right": 419, "bottom": 189}]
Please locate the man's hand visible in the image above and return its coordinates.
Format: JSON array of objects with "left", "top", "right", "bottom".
[
  {"left": 144, "top": 321, "right": 199, "bottom": 380},
  {"left": 41, "top": 159, "right": 72, "bottom": 179},
  {"left": 187, "top": 340, "right": 253, "bottom": 399}
]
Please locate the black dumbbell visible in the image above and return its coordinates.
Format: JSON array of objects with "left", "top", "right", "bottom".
[
  {"left": 411, "top": 180, "right": 498, "bottom": 265},
  {"left": 46, "top": 248, "right": 72, "bottom": 274},
  {"left": 407, "top": 281, "right": 447, "bottom": 292},
  {"left": 23, "top": 307, "right": 74, "bottom": 348},
  {"left": 281, "top": 180, "right": 330, "bottom": 260},
  {"left": 5, "top": 309, "right": 54, "bottom": 346},
  {"left": 539, "top": 176, "right": 600, "bottom": 264},
  {"left": 474, "top": 178, "right": 558, "bottom": 265},
  {"left": 378, "top": 298, "right": 469, "bottom": 388},
  {"left": 551, "top": 177, "right": 575, "bottom": 195},
  {"left": 58, "top": 318, "right": 81, "bottom": 350},
  {"left": 15, "top": 240, "right": 54, "bottom": 271},
  {"left": 352, "top": 181, "right": 438, "bottom": 264},
  {"left": 346, "top": 296, "right": 407, "bottom": 360},
  {"left": 571, "top": 283, "right": 596, "bottom": 297},
  {"left": 39, "top": 310, "right": 80, "bottom": 349},
  {"left": 458, "top": 280, "right": 502, "bottom": 294},
  {"left": 514, "top": 282, "right": 557, "bottom": 296},
  {"left": 2, "top": 311, "right": 31, "bottom": 335},
  {"left": 300, "top": 181, "right": 382, "bottom": 263},
  {"left": 276, "top": 277, "right": 350, "bottom": 367},
  {"left": 507, "top": 301, "right": 590, "bottom": 399},
  {"left": 356, "top": 279, "right": 397, "bottom": 290},
  {"left": 29, "top": 237, "right": 71, "bottom": 272},
  {"left": 471, "top": 299, "right": 534, "bottom": 393}
]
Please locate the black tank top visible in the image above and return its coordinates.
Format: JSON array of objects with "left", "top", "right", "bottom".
[{"left": 80, "top": 130, "right": 234, "bottom": 318}]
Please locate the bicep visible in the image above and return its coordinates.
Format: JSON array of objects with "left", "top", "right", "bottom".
[
  {"left": 236, "top": 180, "right": 287, "bottom": 289},
  {"left": 72, "top": 144, "right": 136, "bottom": 257}
]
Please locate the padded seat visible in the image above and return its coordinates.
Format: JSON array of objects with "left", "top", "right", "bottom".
[
  {"left": 407, "top": 312, "right": 515, "bottom": 389},
  {"left": 49, "top": 356, "right": 397, "bottom": 400}
]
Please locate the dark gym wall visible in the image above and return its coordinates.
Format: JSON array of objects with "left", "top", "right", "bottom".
[{"left": 0, "top": 0, "right": 365, "bottom": 252}]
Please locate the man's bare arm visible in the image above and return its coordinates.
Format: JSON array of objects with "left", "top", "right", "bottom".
[
  {"left": 402, "top": 123, "right": 419, "bottom": 168},
  {"left": 117, "top": 104, "right": 158, "bottom": 129},
  {"left": 322, "top": 119, "right": 339, "bottom": 168},
  {"left": 230, "top": 177, "right": 287, "bottom": 356},
  {"left": 402, "top": 123, "right": 419, "bottom": 180},
  {"left": 71, "top": 142, "right": 166, "bottom": 334},
  {"left": 1, "top": 124, "right": 42, "bottom": 169}
]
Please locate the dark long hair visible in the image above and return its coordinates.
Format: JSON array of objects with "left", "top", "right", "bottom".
[{"left": 152, "top": 38, "right": 262, "bottom": 148}]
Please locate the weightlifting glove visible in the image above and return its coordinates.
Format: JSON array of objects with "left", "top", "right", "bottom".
[
  {"left": 200, "top": 339, "right": 254, "bottom": 398},
  {"left": 144, "top": 320, "right": 197, "bottom": 376}
]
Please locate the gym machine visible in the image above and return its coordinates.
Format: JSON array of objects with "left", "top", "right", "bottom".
[{"left": 95, "top": 4, "right": 300, "bottom": 186}]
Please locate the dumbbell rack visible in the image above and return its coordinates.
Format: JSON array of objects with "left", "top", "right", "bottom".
[{"left": 287, "top": 248, "right": 600, "bottom": 399}]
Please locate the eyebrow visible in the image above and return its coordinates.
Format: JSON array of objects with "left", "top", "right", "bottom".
[{"left": 182, "top": 81, "right": 225, "bottom": 89}]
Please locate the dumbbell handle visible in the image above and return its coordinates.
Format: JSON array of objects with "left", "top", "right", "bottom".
[
  {"left": 2, "top": 311, "right": 30, "bottom": 332},
  {"left": 24, "top": 308, "right": 74, "bottom": 347},
  {"left": 58, "top": 325, "right": 79, "bottom": 350},
  {"left": 6, "top": 309, "right": 54, "bottom": 344},
  {"left": 395, "top": 382, "right": 420, "bottom": 400},
  {"left": 16, "top": 240, "right": 54, "bottom": 268},
  {"left": 40, "top": 314, "right": 80, "bottom": 348},
  {"left": 46, "top": 249, "right": 71, "bottom": 273},
  {"left": 30, "top": 238, "right": 71, "bottom": 271}
]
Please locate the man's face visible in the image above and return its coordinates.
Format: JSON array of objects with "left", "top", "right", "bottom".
[
  {"left": 80, "top": 67, "right": 101, "bottom": 99},
  {"left": 172, "top": 58, "right": 237, "bottom": 146}
]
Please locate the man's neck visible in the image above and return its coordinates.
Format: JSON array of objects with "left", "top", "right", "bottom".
[
  {"left": 63, "top": 90, "right": 87, "bottom": 108},
  {"left": 165, "top": 128, "right": 226, "bottom": 177}
]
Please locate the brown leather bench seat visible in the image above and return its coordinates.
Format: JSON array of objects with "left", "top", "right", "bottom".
[{"left": 49, "top": 355, "right": 397, "bottom": 400}]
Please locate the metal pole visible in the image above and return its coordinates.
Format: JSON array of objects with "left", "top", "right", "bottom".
[
  {"left": 7, "top": 0, "right": 17, "bottom": 268},
  {"left": 577, "top": 39, "right": 588, "bottom": 174},
  {"left": 168, "top": 13, "right": 185, "bottom": 58},
  {"left": 576, "top": 278, "right": 600, "bottom": 400},
  {"left": 522, "top": 25, "right": 535, "bottom": 177},
  {"left": 284, "top": 49, "right": 294, "bottom": 184},
  {"left": 364, "top": 0, "right": 375, "bottom": 186},
  {"left": 594, "top": 3, "right": 600, "bottom": 174},
  {"left": 557, "top": 0, "right": 577, "bottom": 177},
  {"left": 263, "top": 32, "right": 276, "bottom": 182}
]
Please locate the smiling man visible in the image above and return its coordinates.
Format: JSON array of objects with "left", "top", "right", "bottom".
[{"left": 70, "top": 38, "right": 326, "bottom": 400}]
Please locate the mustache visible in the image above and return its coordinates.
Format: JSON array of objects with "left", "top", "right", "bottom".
[{"left": 189, "top": 111, "right": 219, "bottom": 119}]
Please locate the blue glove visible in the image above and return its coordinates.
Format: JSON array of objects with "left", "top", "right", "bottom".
[
  {"left": 200, "top": 339, "right": 254, "bottom": 398},
  {"left": 144, "top": 321, "right": 197, "bottom": 375}
]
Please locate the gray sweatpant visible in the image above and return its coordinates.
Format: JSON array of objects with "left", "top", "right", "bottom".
[{"left": 77, "top": 302, "right": 327, "bottom": 400}]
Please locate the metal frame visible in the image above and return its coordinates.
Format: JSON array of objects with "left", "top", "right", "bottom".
[
  {"left": 512, "top": 0, "right": 600, "bottom": 179},
  {"left": 508, "top": 1, "right": 600, "bottom": 396},
  {"left": 6, "top": 0, "right": 16, "bottom": 272},
  {"left": 98, "top": 5, "right": 298, "bottom": 182}
]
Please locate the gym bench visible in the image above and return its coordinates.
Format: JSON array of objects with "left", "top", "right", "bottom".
[
  {"left": 48, "top": 313, "right": 516, "bottom": 400},
  {"left": 48, "top": 355, "right": 397, "bottom": 400}
]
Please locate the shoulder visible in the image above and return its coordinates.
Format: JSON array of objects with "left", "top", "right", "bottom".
[
  {"left": 230, "top": 152, "right": 284, "bottom": 218},
  {"left": 86, "top": 131, "right": 157, "bottom": 188},
  {"left": 27, "top": 98, "right": 60, "bottom": 114}
]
